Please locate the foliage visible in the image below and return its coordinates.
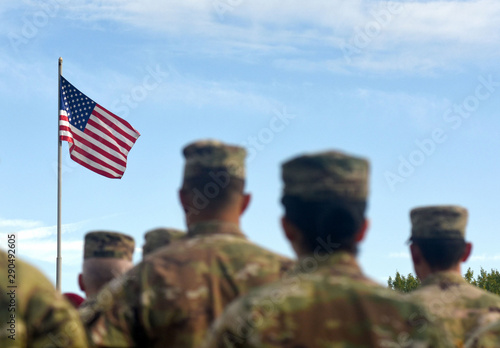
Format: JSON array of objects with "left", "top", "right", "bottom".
[
  {"left": 387, "top": 272, "right": 420, "bottom": 293},
  {"left": 388, "top": 268, "right": 500, "bottom": 295},
  {"left": 464, "top": 268, "right": 500, "bottom": 295}
]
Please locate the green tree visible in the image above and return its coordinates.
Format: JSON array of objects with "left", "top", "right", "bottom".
[
  {"left": 464, "top": 268, "right": 500, "bottom": 295},
  {"left": 387, "top": 271, "right": 420, "bottom": 293},
  {"left": 388, "top": 268, "right": 500, "bottom": 295}
]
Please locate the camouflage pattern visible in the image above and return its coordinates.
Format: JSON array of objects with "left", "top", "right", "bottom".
[
  {"left": 410, "top": 205, "right": 468, "bottom": 239},
  {"left": 78, "top": 295, "right": 97, "bottom": 317},
  {"left": 84, "top": 221, "right": 294, "bottom": 347},
  {"left": 281, "top": 150, "right": 369, "bottom": 201},
  {"left": 142, "top": 227, "right": 185, "bottom": 257},
  {"left": 84, "top": 231, "right": 135, "bottom": 261},
  {"left": 0, "top": 249, "right": 89, "bottom": 347},
  {"left": 408, "top": 271, "right": 500, "bottom": 347},
  {"left": 183, "top": 139, "right": 247, "bottom": 180},
  {"left": 204, "top": 252, "right": 453, "bottom": 348},
  {"left": 465, "top": 319, "right": 500, "bottom": 348}
]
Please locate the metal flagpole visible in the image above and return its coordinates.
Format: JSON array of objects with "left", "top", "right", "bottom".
[{"left": 56, "top": 57, "right": 63, "bottom": 292}]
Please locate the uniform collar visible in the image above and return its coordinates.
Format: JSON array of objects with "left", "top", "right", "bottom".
[
  {"left": 421, "top": 270, "right": 466, "bottom": 287},
  {"left": 296, "top": 251, "right": 362, "bottom": 276},
  {"left": 187, "top": 220, "right": 246, "bottom": 239}
]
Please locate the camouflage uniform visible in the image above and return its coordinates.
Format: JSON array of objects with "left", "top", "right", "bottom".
[
  {"left": 0, "top": 249, "right": 89, "bottom": 347},
  {"left": 204, "top": 151, "right": 453, "bottom": 348},
  {"left": 465, "top": 320, "right": 500, "bottom": 348},
  {"left": 142, "top": 227, "right": 185, "bottom": 257},
  {"left": 79, "top": 231, "right": 135, "bottom": 313},
  {"left": 85, "top": 140, "right": 294, "bottom": 347},
  {"left": 407, "top": 206, "right": 500, "bottom": 346}
]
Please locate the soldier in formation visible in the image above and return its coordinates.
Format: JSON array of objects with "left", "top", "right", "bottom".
[
  {"left": 0, "top": 249, "right": 89, "bottom": 347},
  {"left": 407, "top": 205, "right": 500, "bottom": 346},
  {"left": 142, "top": 227, "right": 185, "bottom": 257},
  {"left": 78, "top": 231, "right": 135, "bottom": 312}
]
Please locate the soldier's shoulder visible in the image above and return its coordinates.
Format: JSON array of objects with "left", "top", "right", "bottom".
[{"left": 0, "top": 251, "right": 89, "bottom": 347}]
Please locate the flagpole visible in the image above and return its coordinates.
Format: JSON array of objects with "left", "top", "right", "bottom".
[{"left": 56, "top": 57, "right": 63, "bottom": 292}]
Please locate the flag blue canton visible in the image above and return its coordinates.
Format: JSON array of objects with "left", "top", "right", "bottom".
[{"left": 60, "top": 76, "right": 96, "bottom": 131}]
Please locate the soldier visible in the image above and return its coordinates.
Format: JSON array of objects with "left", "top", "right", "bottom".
[
  {"left": 204, "top": 150, "right": 452, "bottom": 347},
  {"left": 465, "top": 320, "right": 500, "bottom": 348},
  {"left": 142, "top": 227, "right": 185, "bottom": 257},
  {"left": 78, "top": 231, "right": 135, "bottom": 311},
  {"left": 0, "top": 249, "right": 89, "bottom": 347},
  {"left": 85, "top": 139, "right": 293, "bottom": 347},
  {"left": 407, "top": 205, "right": 500, "bottom": 346}
]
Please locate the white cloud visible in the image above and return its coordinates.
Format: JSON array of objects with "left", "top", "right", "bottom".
[
  {"left": 2, "top": 0, "right": 500, "bottom": 78},
  {"left": 0, "top": 218, "right": 42, "bottom": 229},
  {"left": 20, "top": 240, "right": 84, "bottom": 265},
  {"left": 0, "top": 218, "right": 87, "bottom": 265},
  {"left": 470, "top": 254, "right": 500, "bottom": 262},
  {"left": 49, "top": 0, "right": 500, "bottom": 73}
]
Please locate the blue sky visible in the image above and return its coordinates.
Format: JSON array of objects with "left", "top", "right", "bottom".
[{"left": 1, "top": 0, "right": 499, "bottom": 296}]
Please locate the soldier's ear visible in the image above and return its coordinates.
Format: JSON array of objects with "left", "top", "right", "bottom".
[
  {"left": 410, "top": 244, "right": 422, "bottom": 265},
  {"left": 354, "top": 219, "right": 369, "bottom": 242},
  {"left": 240, "top": 193, "right": 251, "bottom": 215},
  {"left": 179, "top": 189, "right": 189, "bottom": 209},
  {"left": 282, "top": 216, "right": 304, "bottom": 257},
  {"left": 461, "top": 242, "right": 472, "bottom": 262},
  {"left": 78, "top": 273, "right": 85, "bottom": 292}
]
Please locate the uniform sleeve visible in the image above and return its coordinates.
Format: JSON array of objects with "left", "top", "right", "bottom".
[
  {"left": 14, "top": 260, "right": 90, "bottom": 348},
  {"left": 27, "top": 286, "right": 89, "bottom": 348}
]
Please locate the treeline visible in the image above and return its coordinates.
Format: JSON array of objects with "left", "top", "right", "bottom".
[{"left": 387, "top": 268, "right": 500, "bottom": 295}]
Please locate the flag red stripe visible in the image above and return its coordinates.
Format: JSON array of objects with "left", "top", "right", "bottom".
[
  {"left": 94, "top": 105, "right": 140, "bottom": 139},
  {"left": 69, "top": 152, "right": 121, "bottom": 179},
  {"left": 82, "top": 126, "right": 128, "bottom": 160},
  {"left": 71, "top": 130, "right": 127, "bottom": 168},
  {"left": 92, "top": 107, "right": 138, "bottom": 144},
  {"left": 86, "top": 117, "right": 132, "bottom": 153},
  {"left": 69, "top": 145, "right": 123, "bottom": 177},
  {"left": 60, "top": 119, "right": 127, "bottom": 168}
]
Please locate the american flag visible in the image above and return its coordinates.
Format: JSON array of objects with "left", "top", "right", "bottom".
[{"left": 59, "top": 76, "right": 140, "bottom": 179}]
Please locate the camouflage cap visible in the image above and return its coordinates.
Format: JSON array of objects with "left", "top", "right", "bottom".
[
  {"left": 142, "top": 227, "right": 185, "bottom": 256},
  {"left": 281, "top": 150, "right": 369, "bottom": 201},
  {"left": 84, "top": 231, "right": 135, "bottom": 261},
  {"left": 410, "top": 205, "right": 468, "bottom": 240},
  {"left": 182, "top": 139, "right": 246, "bottom": 180}
]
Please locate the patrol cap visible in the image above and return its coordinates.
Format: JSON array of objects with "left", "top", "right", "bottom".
[
  {"left": 281, "top": 150, "right": 369, "bottom": 201},
  {"left": 83, "top": 231, "right": 135, "bottom": 261},
  {"left": 143, "top": 228, "right": 185, "bottom": 256},
  {"left": 182, "top": 139, "right": 246, "bottom": 180},
  {"left": 410, "top": 205, "right": 468, "bottom": 240}
]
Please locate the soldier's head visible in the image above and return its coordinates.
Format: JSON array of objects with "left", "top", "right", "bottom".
[
  {"left": 142, "top": 227, "right": 185, "bottom": 257},
  {"left": 179, "top": 139, "right": 250, "bottom": 226},
  {"left": 79, "top": 231, "right": 135, "bottom": 298},
  {"left": 408, "top": 205, "right": 472, "bottom": 280},
  {"left": 280, "top": 151, "right": 369, "bottom": 257}
]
